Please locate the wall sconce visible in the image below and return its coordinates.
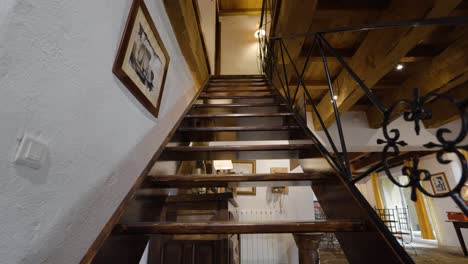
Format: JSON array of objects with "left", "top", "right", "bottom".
[
  {"left": 272, "top": 187, "right": 289, "bottom": 194},
  {"left": 255, "top": 29, "right": 266, "bottom": 38}
]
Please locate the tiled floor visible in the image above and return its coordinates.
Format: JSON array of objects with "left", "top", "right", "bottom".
[{"left": 319, "top": 239, "right": 467, "bottom": 264}]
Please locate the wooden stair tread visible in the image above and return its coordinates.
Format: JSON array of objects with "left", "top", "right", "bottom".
[
  {"left": 210, "top": 75, "right": 265, "bottom": 79},
  {"left": 165, "top": 192, "right": 233, "bottom": 202},
  {"left": 205, "top": 88, "right": 274, "bottom": 92},
  {"left": 114, "top": 220, "right": 365, "bottom": 235},
  {"left": 178, "top": 126, "right": 301, "bottom": 132},
  {"left": 159, "top": 143, "right": 319, "bottom": 160},
  {"left": 185, "top": 113, "right": 293, "bottom": 118},
  {"left": 201, "top": 92, "right": 274, "bottom": 96},
  {"left": 198, "top": 94, "right": 277, "bottom": 99},
  {"left": 208, "top": 83, "right": 270, "bottom": 87},
  {"left": 208, "top": 82, "right": 269, "bottom": 86},
  {"left": 164, "top": 144, "right": 315, "bottom": 152},
  {"left": 146, "top": 172, "right": 331, "bottom": 188},
  {"left": 192, "top": 103, "right": 287, "bottom": 108}
]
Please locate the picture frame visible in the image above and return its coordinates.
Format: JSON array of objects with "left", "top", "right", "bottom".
[
  {"left": 113, "top": 0, "right": 170, "bottom": 118},
  {"left": 430, "top": 172, "right": 451, "bottom": 195},
  {"left": 270, "top": 167, "right": 289, "bottom": 194},
  {"left": 232, "top": 160, "right": 256, "bottom": 195}
]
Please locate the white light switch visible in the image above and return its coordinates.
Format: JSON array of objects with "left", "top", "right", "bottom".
[{"left": 14, "top": 134, "right": 47, "bottom": 169}]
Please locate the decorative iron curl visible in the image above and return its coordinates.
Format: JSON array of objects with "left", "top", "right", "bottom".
[{"left": 377, "top": 88, "right": 468, "bottom": 215}]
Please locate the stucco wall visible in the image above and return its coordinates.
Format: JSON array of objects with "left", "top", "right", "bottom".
[
  {"left": 419, "top": 154, "right": 468, "bottom": 252},
  {"left": 0, "top": 0, "right": 198, "bottom": 263},
  {"left": 220, "top": 15, "right": 261, "bottom": 75}
]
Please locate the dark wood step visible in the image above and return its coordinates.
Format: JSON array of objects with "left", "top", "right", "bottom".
[
  {"left": 185, "top": 113, "right": 293, "bottom": 118},
  {"left": 192, "top": 103, "right": 287, "bottom": 108},
  {"left": 210, "top": 77, "right": 266, "bottom": 81},
  {"left": 113, "top": 220, "right": 365, "bottom": 235},
  {"left": 205, "top": 87, "right": 274, "bottom": 92},
  {"left": 209, "top": 80, "right": 268, "bottom": 85},
  {"left": 178, "top": 125, "right": 301, "bottom": 132},
  {"left": 147, "top": 172, "right": 331, "bottom": 188},
  {"left": 198, "top": 94, "right": 277, "bottom": 99},
  {"left": 201, "top": 92, "right": 275, "bottom": 97},
  {"left": 134, "top": 192, "right": 239, "bottom": 207},
  {"left": 208, "top": 83, "right": 269, "bottom": 87},
  {"left": 159, "top": 143, "right": 320, "bottom": 161},
  {"left": 171, "top": 126, "right": 308, "bottom": 142},
  {"left": 210, "top": 74, "right": 265, "bottom": 79}
]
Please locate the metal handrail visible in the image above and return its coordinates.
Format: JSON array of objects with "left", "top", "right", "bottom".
[{"left": 258, "top": 2, "right": 468, "bottom": 215}]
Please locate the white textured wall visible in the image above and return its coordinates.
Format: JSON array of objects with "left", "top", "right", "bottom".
[
  {"left": 418, "top": 154, "right": 468, "bottom": 252},
  {"left": 356, "top": 154, "right": 468, "bottom": 253},
  {"left": 220, "top": 16, "right": 261, "bottom": 75},
  {"left": 307, "top": 111, "right": 468, "bottom": 152},
  {"left": 234, "top": 160, "right": 316, "bottom": 264},
  {"left": 0, "top": 0, "right": 197, "bottom": 263}
]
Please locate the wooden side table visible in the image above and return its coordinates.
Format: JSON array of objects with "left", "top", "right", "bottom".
[{"left": 447, "top": 220, "right": 468, "bottom": 257}]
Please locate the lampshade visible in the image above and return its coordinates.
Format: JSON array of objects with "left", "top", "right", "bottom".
[{"left": 213, "top": 160, "right": 233, "bottom": 170}]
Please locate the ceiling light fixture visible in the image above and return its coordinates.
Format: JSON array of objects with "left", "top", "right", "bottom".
[
  {"left": 331, "top": 95, "right": 338, "bottom": 103},
  {"left": 254, "top": 29, "right": 266, "bottom": 38},
  {"left": 396, "top": 64, "right": 404, "bottom": 71}
]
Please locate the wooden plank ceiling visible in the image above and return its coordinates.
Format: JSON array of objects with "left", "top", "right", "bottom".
[
  {"left": 218, "top": 0, "right": 265, "bottom": 16},
  {"left": 274, "top": 0, "right": 468, "bottom": 129}
]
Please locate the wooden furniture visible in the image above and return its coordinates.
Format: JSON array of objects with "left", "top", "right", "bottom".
[
  {"left": 293, "top": 233, "right": 324, "bottom": 264},
  {"left": 447, "top": 220, "right": 468, "bottom": 256},
  {"left": 148, "top": 193, "right": 238, "bottom": 264}
]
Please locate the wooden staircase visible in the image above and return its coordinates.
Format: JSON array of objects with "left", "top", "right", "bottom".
[{"left": 83, "top": 75, "right": 414, "bottom": 264}]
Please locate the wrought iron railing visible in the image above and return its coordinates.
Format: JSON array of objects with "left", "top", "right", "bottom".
[{"left": 258, "top": 0, "right": 468, "bottom": 215}]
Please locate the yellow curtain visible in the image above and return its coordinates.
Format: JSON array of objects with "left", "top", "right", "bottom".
[
  {"left": 404, "top": 160, "right": 435, "bottom": 240},
  {"left": 371, "top": 173, "right": 384, "bottom": 209},
  {"left": 461, "top": 149, "right": 468, "bottom": 161}
]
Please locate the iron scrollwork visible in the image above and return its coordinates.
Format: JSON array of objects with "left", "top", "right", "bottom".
[{"left": 378, "top": 88, "right": 468, "bottom": 215}]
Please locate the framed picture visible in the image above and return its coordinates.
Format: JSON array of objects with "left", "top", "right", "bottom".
[
  {"left": 113, "top": 0, "right": 169, "bottom": 118},
  {"left": 232, "top": 160, "right": 256, "bottom": 195},
  {"left": 430, "top": 173, "right": 451, "bottom": 195},
  {"left": 270, "top": 167, "right": 289, "bottom": 194}
]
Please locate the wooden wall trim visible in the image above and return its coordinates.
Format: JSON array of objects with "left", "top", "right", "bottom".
[
  {"left": 163, "top": 0, "right": 209, "bottom": 86},
  {"left": 79, "top": 79, "right": 210, "bottom": 264},
  {"left": 215, "top": 4, "right": 221, "bottom": 75},
  {"left": 192, "top": 0, "right": 212, "bottom": 75}
]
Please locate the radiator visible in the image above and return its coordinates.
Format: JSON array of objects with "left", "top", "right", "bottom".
[{"left": 237, "top": 209, "right": 289, "bottom": 264}]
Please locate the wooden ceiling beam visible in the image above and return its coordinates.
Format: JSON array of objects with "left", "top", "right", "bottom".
[
  {"left": 367, "top": 34, "right": 468, "bottom": 128},
  {"left": 317, "top": 0, "right": 391, "bottom": 10},
  {"left": 352, "top": 151, "right": 434, "bottom": 171},
  {"left": 271, "top": 0, "right": 319, "bottom": 94},
  {"left": 289, "top": 81, "right": 399, "bottom": 91},
  {"left": 311, "top": 0, "right": 461, "bottom": 130},
  {"left": 219, "top": 8, "right": 266, "bottom": 16},
  {"left": 422, "top": 81, "right": 468, "bottom": 128},
  {"left": 295, "top": 44, "right": 441, "bottom": 64}
]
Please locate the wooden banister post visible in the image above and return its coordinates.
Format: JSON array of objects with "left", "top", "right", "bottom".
[{"left": 293, "top": 233, "right": 324, "bottom": 264}]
